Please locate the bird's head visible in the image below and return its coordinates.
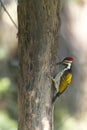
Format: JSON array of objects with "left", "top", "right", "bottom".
[
  {"left": 56, "top": 57, "right": 74, "bottom": 66},
  {"left": 63, "top": 57, "right": 74, "bottom": 64}
]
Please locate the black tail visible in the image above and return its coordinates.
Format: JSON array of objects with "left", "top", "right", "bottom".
[{"left": 52, "top": 92, "right": 60, "bottom": 103}]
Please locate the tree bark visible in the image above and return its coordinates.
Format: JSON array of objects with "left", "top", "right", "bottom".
[{"left": 18, "top": 0, "right": 60, "bottom": 130}]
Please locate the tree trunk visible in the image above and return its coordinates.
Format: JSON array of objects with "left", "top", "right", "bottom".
[{"left": 18, "top": 0, "right": 60, "bottom": 130}]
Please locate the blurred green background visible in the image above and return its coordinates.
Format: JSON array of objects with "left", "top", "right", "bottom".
[
  {"left": 0, "top": 0, "right": 87, "bottom": 130},
  {"left": 0, "top": 0, "right": 17, "bottom": 130}
]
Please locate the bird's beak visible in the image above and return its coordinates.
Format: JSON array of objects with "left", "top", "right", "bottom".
[{"left": 56, "top": 61, "right": 63, "bottom": 65}]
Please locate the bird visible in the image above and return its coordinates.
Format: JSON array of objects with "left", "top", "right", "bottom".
[{"left": 51, "top": 57, "right": 74, "bottom": 103}]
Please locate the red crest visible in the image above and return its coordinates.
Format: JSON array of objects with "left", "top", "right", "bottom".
[{"left": 64, "top": 57, "right": 74, "bottom": 61}]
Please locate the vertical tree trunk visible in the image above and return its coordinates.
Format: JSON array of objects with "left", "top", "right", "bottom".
[{"left": 18, "top": 0, "right": 60, "bottom": 130}]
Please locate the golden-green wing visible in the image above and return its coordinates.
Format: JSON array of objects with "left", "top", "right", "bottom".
[{"left": 58, "top": 73, "right": 72, "bottom": 94}]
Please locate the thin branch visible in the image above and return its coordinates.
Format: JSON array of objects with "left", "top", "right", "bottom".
[{"left": 0, "top": 0, "right": 18, "bottom": 29}]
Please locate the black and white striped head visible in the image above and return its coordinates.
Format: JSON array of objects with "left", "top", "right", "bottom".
[
  {"left": 62, "top": 57, "right": 74, "bottom": 69},
  {"left": 63, "top": 57, "right": 74, "bottom": 64}
]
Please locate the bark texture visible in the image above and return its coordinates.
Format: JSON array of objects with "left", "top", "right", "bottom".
[{"left": 18, "top": 0, "right": 60, "bottom": 130}]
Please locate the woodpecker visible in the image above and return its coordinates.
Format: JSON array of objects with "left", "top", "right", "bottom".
[{"left": 51, "top": 57, "right": 74, "bottom": 103}]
